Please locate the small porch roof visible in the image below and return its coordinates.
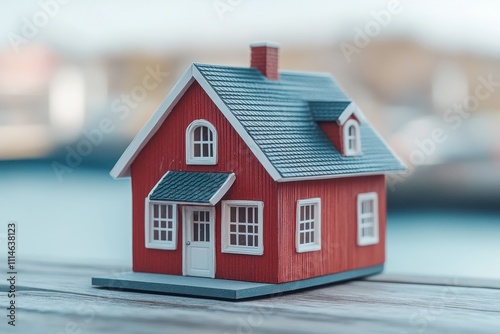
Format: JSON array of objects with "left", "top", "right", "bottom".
[{"left": 149, "top": 171, "right": 235, "bottom": 205}]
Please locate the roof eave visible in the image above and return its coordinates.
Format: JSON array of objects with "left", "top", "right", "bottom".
[{"left": 276, "top": 168, "right": 407, "bottom": 182}]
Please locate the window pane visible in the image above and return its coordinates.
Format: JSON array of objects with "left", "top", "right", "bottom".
[
  {"left": 238, "top": 234, "right": 246, "bottom": 246},
  {"left": 300, "top": 233, "right": 304, "bottom": 244},
  {"left": 248, "top": 207, "right": 254, "bottom": 224},
  {"left": 230, "top": 234, "right": 237, "bottom": 245},
  {"left": 305, "top": 205, "right": 310, "bottom": 220},
  {"left": 193, "top": 223, "right": 199, "bottom": 241},
  {"left": 153, "top": 204, "right": 159, "bottom": 218},
  {"left": 305, "top": 233, "right": 310, "bottom": 244},
  {"left": 238, "top": 207, "right": 246, "bottom": 223},
  {"left": 230, "top": 224, "right": 236, "bottom": 232},
  {"left": 209, "top": 143, "right": 213, "bottom": 157},
  {"left": 168, "top": 221, "right": 172, "bottom": 229},
  {"left": 202, "top": 143, "right": 209, "bottom": 157},
  {"left": 199, "top": 211, "right": 204, "bottom": 221},
  {"left": 154, "top": 220, "right": 159, "bottom": 228},
  {"left": 205, "top": 211, "right": 210, "bottom": 221},
  {"left": 194, "top": 143, "right": 201, "bottom": 157},
  {"left": 161, "top": 231, "right": 166, "bottom": 241},
  {"left": 160, "top": 205, "right": 166, "bottom": 218},
  {"left": 230, "top": 207, "right": 237, "bottom": 222},
  {"left": 238, "top": 224, "right": 246, "bottom": 233},
  {"left": 206, "top": 224, "right": 210, "bottom": 242},
  {"left": 167, "top": 205, "right": 173, "bottom": 219},
  {"left": 248, "top": 235, "right": 254, "bottom": 246},
  {"left": 161, "top": 221, "right": 166, "bottom": 229},
  {"left": 154, "top": 230, "right": 159, "bottom": 241},
  {"left": 310, "top": 205, "right": 315, "bottom": 220},
  {"left": 209, "top": 130, "right": 213, "bottom": 141},
  {"left": 200, "top": 223, "right": 205, "bottom": 242},
  {"left": 300, "top": 206, "right": 304, "bottom": 221},
  {"left": 311, "top": 231, "right": 315, "bottom": 242},
  {"left": 254, "top": 236, "right": 258, "bottom": 247},
  {"left": 248, "top": 225, "right": 253, "bottom": 233},
  {"left": 194, "top": 127, "right": 201, "bottom": 141},
  {"left": 349, "top": 125, "right": 355, "bottom": 135},
  {"left": 202, "top": 126, "right": 209, "bottom": 140},
  {"left": 168, "top": 231, "right": 173, "bottom": 241},
  {"left": 194, "top": 211, "right": 198, "bottom": 221}
]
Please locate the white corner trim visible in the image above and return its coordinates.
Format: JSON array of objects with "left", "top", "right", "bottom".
[
  {"left": 192, "top": 66, "right": 283, "bottom": 181},
  {"left": 209, "top": 173, "right": 235, "bottom": 205},
  {"left": 110, "top": 65, "right": 196, "bottom": 179}
]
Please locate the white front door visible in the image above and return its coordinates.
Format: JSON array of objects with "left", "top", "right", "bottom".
[{"left": 183, "top": 206, "right": 215, "bottom": 278}]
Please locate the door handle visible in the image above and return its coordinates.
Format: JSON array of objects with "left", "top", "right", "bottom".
[{"left": 186, "top": 241, "right": 191, "bottom": 245}]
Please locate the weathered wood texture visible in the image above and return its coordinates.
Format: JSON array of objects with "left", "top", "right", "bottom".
[{"left": 1, "top": 260, "right": 499, "bottom": 334}]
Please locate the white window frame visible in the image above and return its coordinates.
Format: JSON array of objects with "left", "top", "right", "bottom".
[
  {"left": 343, "top": 119, "right": 361, "bottom": 156},
  {"left": 296, "top": 198, "right": 321, "bottom": 253},
  {"left": 357, "top": 192, "right": 379, "bottom": 246},
  {"left": 186, "top": 119, "right": 217, "bottom": 165},
  {"left": 221, "top": 200, "right": 264, "bottom": 256},
  {"left": 145, "top": 198, "right": 178, "bottom": 250}
]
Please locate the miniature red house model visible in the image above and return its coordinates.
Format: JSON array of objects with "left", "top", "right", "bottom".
[{"left": 97, "top": 43, "right": 405, "bottom": 298}]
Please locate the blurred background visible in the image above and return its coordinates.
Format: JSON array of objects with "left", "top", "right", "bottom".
[{"left": 0, "top": 0, "right": 498, "bottom": 279}]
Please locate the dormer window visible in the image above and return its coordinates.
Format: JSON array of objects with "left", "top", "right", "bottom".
[
  {"left": 343, "top": 119, "right": 361, "bottom": 156},
  {"left": 186, "top": 120, "right": 217, "bottom": 165}
]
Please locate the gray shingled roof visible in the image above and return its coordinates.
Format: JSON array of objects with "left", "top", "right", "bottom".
[
  {"left": 309, "top": 101, "right": 351, "bottom": 121},
  {"left": 150, "top": 171, "right": 233, "bottom": 203},
  {"left": 194, "top": 63, "right": 405, "bottom": 178}
]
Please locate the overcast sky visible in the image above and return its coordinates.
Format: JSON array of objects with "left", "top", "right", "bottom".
[{"left": 0, "top": 0, "right": 499, "bottom": 56}]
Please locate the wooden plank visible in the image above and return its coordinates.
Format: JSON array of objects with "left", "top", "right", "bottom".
[
  {"left": 365, "top": 273, "right": 500, "bottom": 290},
  {"left": 1, "top": 261, "right": 499, "bottom": 334}
]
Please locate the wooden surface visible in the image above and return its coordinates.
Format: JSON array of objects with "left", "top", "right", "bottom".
[{"left": 1, "top": 260, "right": 499, "bottom": 333}]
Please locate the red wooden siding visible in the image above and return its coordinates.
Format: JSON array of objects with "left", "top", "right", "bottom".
[
  {"left": 130, "top": 81, "right": 280, "bottom": 283},
  {"left": 318, "top": 122, "right": 343, "bottom": 154},
  {"left": 277, "top": 175, "right": 386, "bottom": 283}
]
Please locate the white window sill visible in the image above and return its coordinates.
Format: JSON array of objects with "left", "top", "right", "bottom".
[
  {"left": 145, "top": 242, "right": 177, "bottom": 250},
  {"left": 296, "top": 244, "right": 321, "bottom": 253},
  {"left": 222, "top": 246, "right": 263, "bottom": 256}
]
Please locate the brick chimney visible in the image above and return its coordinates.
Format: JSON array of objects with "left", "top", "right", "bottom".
[{"left": 250, "top": 42, "right": 280, "bottom": 80}]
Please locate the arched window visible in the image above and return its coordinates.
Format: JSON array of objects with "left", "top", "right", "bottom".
[
  {"left": 186, "top": 120, "right": 217, "bottom": 165},
  {"left": 343, "top": 119, "right": 361, "bottom": 156}
]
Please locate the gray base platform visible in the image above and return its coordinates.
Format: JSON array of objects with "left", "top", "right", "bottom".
[{"left": 92, "top": 265, "right": 383, "bottom": 300}]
